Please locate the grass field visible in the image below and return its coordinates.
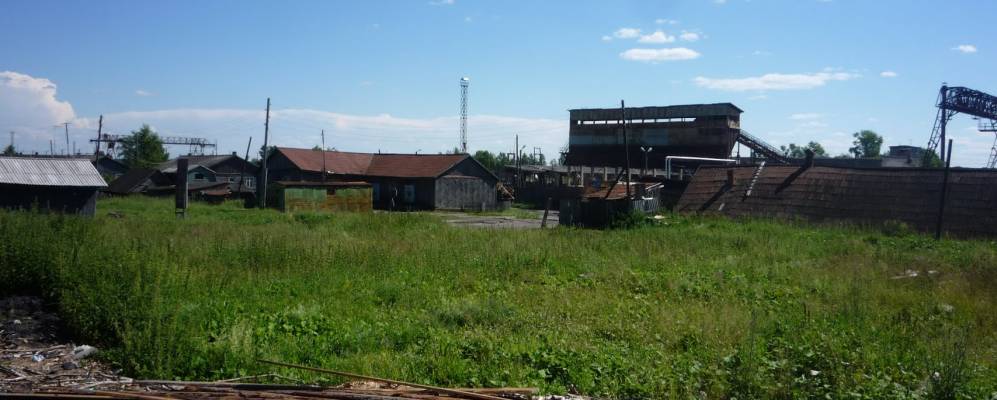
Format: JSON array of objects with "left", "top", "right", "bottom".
[{"left": 1, "top": 196, "right": 996, "bottom": 398}]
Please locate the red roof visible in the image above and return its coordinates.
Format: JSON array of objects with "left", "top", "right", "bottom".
[
  {"left": 277, "top": 148, "right": 373, "bottom": 175},
  {"left": 275, "top": 147, "right": 469, "bottom": 178}
]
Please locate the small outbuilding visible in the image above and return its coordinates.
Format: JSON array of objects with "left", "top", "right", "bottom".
[
  {"left": 0, "top": 157, "right": 108, "bottom": 216},
  {"left": 266, "top": 148, "right": 499, "bottom": 211}
]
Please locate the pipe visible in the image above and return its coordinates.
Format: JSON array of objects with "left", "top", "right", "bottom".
[{"left": 665, "top": 156, "right": 737, "bottom": 180}]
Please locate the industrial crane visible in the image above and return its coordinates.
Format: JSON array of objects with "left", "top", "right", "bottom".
[{"left": 925, "top": 85, "right": 997, "bottom": 167}]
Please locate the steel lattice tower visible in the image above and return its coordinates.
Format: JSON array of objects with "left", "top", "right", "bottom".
[{"left": 459, "top": 77, "right": 469, "bottom": 154}]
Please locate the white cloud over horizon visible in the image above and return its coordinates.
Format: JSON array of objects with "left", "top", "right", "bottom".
[
  {"left": 620, "top": 47, "right": 700, "bottom": 62},
  {"left": 953, "top": 44, "right": 977, "bottom": 54},
  {"left": 694, "top": 71, "right": 859, "bottom": 91},
  {"left": 0, "top": 71, "right": 77, "bottom": 153},
  {"left": 880, "top": 71, "right": 898, "bottom": 78}
]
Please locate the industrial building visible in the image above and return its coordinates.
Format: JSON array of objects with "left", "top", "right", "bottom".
[
  {"left": 266, "top": 147, "right": 499, "bottom": 211},
  {"left": 564, "top": 103, "right": 785, "bottom": 168},
  {"left": 0, "top": 157, "right": 108, "bottom": 216}
]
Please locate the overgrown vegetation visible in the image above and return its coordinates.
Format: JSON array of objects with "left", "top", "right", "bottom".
[{"left": 1, "top": 197, "right": 996, "bottom": 398}]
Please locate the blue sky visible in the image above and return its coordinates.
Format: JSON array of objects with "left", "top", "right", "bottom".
[{"left": 1, "top": 0, "right": 995, "bottom": 165}]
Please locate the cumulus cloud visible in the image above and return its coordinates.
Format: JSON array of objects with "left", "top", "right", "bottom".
[
  {"left": 637, "top": 31, "right": 675, "bottom": 44},
  {"left": 789, "top": 113, "right": 821, "bottom": 120},
  {"left": 880, "top": 71, "right": 898, "bottom": 78},
  {"left": 613, "top": 27, "right": 641, "bottom": 39},
  {"left": 135, "top": 89, "right": 154, "bottom": 96},
  {"left": 655, "top": 18, "right": 679, "bottom": 25},
  {"left": 428, "top": 0, "right": 454, "bottom": 5},
  {"left": 693, "top": 71, "right": 859, "bottom": 91},
  {"left": 0, "top": 71, "right": 76, "bottom": 152},
  {"left": 620, "top": 48, "right": 700, "bottom": 62},
  {"left": 679, "top": 31, "right": 700, "bottom": 41},
  {"left": 952, "top": 44, "right": 977, "bottom": 54}
]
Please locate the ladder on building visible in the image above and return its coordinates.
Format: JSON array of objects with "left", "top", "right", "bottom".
[{"left": 736, "top": 130, "right": 789, "bottom": 164}]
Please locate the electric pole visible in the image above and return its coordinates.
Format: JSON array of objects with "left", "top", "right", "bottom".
[
  {"left": 321, "top": 129, "right": 327, "bottom": 183},
  {"left": 95, "top": 115, "right": 103, "bottom": 156},
  {"left": 60, "top": 122, "right": 70, "bottom": 156},
  {"left": 621, "top": 100, "right": 631, "bottom": 201},
  {"left": 259, "top": 98, "right": 271, "bottom": 208}
]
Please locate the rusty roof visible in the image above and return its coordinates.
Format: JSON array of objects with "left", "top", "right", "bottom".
[
  {"left": 0, "top": 157, "right": 107, "bottom": 187},
  {"left": 275, "top": 147, "right": 469, "bottom": 178}
]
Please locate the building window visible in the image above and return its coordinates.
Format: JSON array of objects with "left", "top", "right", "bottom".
[
  {"left": 245, "top": 177, "right": 255, "bottom": 188},
  {"left": 193, "top": 172, "right": 205, "bottom": 181},
  {"left": 403, "top": 184, "right": 415, "bottom": 203}
]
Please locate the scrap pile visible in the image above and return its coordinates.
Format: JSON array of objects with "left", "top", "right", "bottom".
[{"left": 0, "top": 376, "right": 540, "bottom": 400}]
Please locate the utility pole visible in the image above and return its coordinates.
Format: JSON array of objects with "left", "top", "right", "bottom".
[
  {"left": 939, "top": 85, "right": 948, "bottom": 165},
  {"left": 321, "top": 129, "right": 327, "bottom": 183},
  {"left": 236, "top": 137, "right": 252, "bottom": 198},
  {"left": 259, "top": 98, "right": 271, "bottom": 208},
  {"left": 95, "top": 115, "right": 103, "bottom": 156},
  {"left": 60, "top": 122, "right": 71, "bottom": 156},
  {"left": 621, "top": 100, "right": 631, "bottom": 201},
  {"left": 641, "top": 146, "right": 653, "bottom": 177},
  {"left": 49, "top": 140, "right": 54, "bottom": 156},
  {"left": 514, "top": 134, "right": 519, "bottom": 188}
]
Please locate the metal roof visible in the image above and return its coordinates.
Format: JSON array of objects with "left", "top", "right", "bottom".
[
  {"left": 0, "top": 157, "right": 107, "bottom": 187},
  {"left": 569, "top": 103, "right": 743, "bottom": 120}
]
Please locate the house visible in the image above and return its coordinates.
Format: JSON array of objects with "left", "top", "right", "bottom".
[
  {"left": 0, "top": 157, "right": 107, "bottom": 216},
  {"left": 266, "top": 147, "right": 499, "bottom": 210},
  {"left": 157, "top": 153, "right": 259, "bottom": 196},
  {"left": 104, "top": 168, "right": 171, "bottom": 195},
  {"left": 92, "top": 155, "right": 129, "bottom": 179}
]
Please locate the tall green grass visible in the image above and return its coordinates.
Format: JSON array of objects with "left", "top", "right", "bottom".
[{"left": 1, "top": 196, "right": 995, "bottom": 398}]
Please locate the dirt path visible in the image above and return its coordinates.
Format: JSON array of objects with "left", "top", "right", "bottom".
[{"left": 437, "top": 210, "right": 559, "bottom": 229}]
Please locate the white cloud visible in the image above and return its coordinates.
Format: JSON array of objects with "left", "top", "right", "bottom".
[
  {"left": 789, "top": 113, "right": 821, "bottom": 120},
  {"left": 879, "top": 71, "right": 898, "bottom": 78},
  {"left": 428, "top": 0, "right": 454, "bottom": 5},
  {"left": 655, "top": 18, "right": 679, "bottom": 25},
  {"left": 601, "top": 35, "right": 612, "bottom": 42},
  {"left": 135, "top": 89, "right": 154, "bottom": 97},
  {"left": 694, "top": 71, "right": 859, "bottom": 91},
  {"left": 752, "top": 50, "right": 771, "bottom": 56},
  {"left": 613, "top": 27, "right": 641, "bottom": 39},
  {"left": 70, "top": 109, "right": 566, "bottom": 161},
  {"left": 0, "top": 71, "right": 76, "bottom": 153},
  {"left": 637, "top": 31, "right": 675, "bottom": 44},
  {"left": 679, "top": 31, "right": 700, "bottom": 42},
  {"left": 952, "top": 44, "right": 977, "bottom": 54},
  {"left": 620, "top": 48, "right": 701, "bottom": 62}
]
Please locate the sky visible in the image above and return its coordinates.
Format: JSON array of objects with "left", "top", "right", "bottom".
[{"left": 1, "top": 0, "right": 995, "bottom": 166}]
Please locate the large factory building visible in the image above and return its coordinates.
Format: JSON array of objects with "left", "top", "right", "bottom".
[{"left": 563, "top": 103, "right": 745, "bottom": 168}]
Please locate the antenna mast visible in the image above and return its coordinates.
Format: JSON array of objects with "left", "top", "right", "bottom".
[{"left": 459, "top": 77, "right": 469, "bottom": 154}]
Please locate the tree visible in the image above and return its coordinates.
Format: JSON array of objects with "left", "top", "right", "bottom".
[
  {"left": 252, "top": 145, "right": 278, "bottom": 165},
  {"left": 849, "top": 130, "right": 883, "bottom": 158},
  {"left": 1, "top": 144, "right": 15, "bottom": 156},
  {"left": 120, "top": 125, "right": 169, "bottom": 168},
  {"left": 780, "top": 141, "right": 827, "bottom": 158},
  {"left": 472, "top": 150, "right": 500, "bottom": 172},
  {"left": 922, "top": 149, "right": 943, "bottom": 168}
]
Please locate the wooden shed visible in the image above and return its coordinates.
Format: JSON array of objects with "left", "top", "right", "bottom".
[{"left": 0, "top": 157, "right": 108, "bottom": 216}]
